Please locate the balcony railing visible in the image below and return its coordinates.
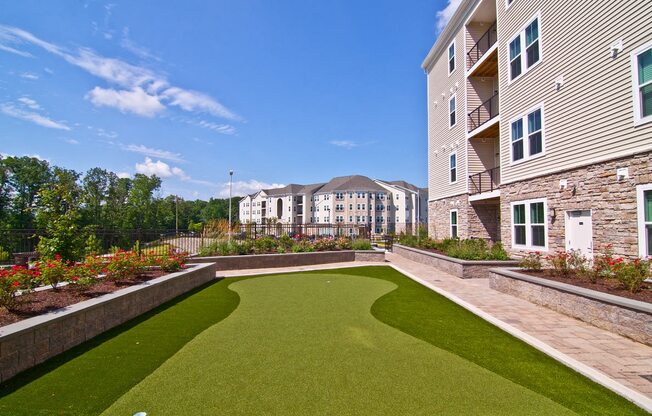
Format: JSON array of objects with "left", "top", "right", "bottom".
[
  {"left": 467, "top": 21, "right": 497, "bottom": 68},
  {"left": 468, "top": 92, "right": 499, "bottom": 132},
  {"left": 469, "top": 167, "right": 500, "bottom": 195}
]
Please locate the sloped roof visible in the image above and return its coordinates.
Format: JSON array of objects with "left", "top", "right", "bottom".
[
  {"left": 300, "top": 182, "right": 326, "bottom": 194},
  {"left": 264, "top": 184, "right": 304, "bottom": 196},
  {"left": 384, "top": 180, "right": 425, "bottom": 193},
  {"left": 316, "top": 175, "right": 386, "bottom": 193}
]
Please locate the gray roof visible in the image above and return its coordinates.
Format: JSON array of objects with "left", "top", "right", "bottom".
[
  {"left": 300, "top": 182, "right": 326, "bottom": 194},
  {"left": 264, "top": 184, "right": 304, "bottom": 196},
  {"left": 316, "top": 175, "right": 386, "bottom": 193},
  {"left": 383, "top": 180, "right": 427, "bottom": 193}
]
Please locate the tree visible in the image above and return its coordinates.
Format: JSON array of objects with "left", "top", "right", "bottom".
[
  {"left": 3, "top": 156, "right": 52, "bottom": 228},
  {"left": 81, "top": 167, "right": 110, "bottom": 227},
  {"left": 124, "top": 174, "right": 162, "bottom": 230}
]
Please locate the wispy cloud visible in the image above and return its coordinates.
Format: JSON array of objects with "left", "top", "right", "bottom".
[
  {"left": 218, "top": 179, "right": 286, "bottom": 198},
  {"left": 329, "top": 140, "right": 359, "bottom": 149},
  {"left": 122, "top": 144, "right": 184, "bottom": 162},
  {"left": 0, "top": 43, "right": 32, "bottom": 57},
  {"left": 0, "top": 24, "right": 242, "bottom": 123},
  {"left": 0, "top": 102, "right": 70, "bottom": 130},
  {"left": 17, "top": 97, "right": 40, "bottom": 110},
  {"left": 86, "top": 86, "right": 165, "bottom": 117},
  {"left": 194, "top": 119, "right": 237, "bottom": 135},
  {"left": 120, "top": 27, "right": 160, "bottom": 61},
  {"left": 64, "top": 138, "right": 79, "bottom": 145},
  {"left": 436, "top": 0, "right": 463, "bottom": 32},
  {"left": 20, "top": 72, "right": 38, "bottom": 80}
]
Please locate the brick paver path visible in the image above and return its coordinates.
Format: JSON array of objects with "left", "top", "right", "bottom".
[
  {"left": 217, "top": 256, "right": 652, "bottom": 403},
  {"left": 385, "top": 252, "right": 652, "bottom": 400}
]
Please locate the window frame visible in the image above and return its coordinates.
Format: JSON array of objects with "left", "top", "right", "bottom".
[
  {"left": 448, "top": 40, "right": 456, "bottom": 76},
  {"left": 450, "top": 209, "right": 458, "bottom": 239},
  {"left": 448, "top": 94, "right": 457, "bottom": 129},
  {"left": 632, "top": 41, "right": 652, "bottom": 126},
  {"left": 636, "top": 183, "right": 652, "bottom": 257},
  {"left": 449, "top": 151, "right": 458, "bottom": 184},
  {"left": 510, "top": 198, "right": 548, "bottom": 250},
  {"left": 509, "top": 103, "right": 546, "bottom": 165},
  {"left": 507, "top": 13, "right": 542, "bottom": 85}
]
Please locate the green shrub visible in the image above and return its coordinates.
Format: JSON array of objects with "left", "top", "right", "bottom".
[
  {"left": 0, "top": 247, "right": 9, "bottom": 263},
  {"left": 546, "top": 251, "right": 572, "bottom": 278},
  {"left": 37, "top": 255, "right": 69, "bottom": 289},
  {"left": 613, "top": 258, "right": 649, "bottom": 293},
  {"left": 351, "top": 239, "right": 372, "bottom": 250},
  {"left": 84, "top": 234, "right": 103, "bottom": 256},
  {"left": 336, "top": 237, "right": 352, "bottom": 250},
  {"left": 488, "top": 242, "right": 510, "bottom": 260},
  {"left": 253, "top": 236, "right": 278, "bottom": 254},
  {"left": 291, "top": 241, "right": 314, "bottom": 253},
  {"left": 279, "top": 234, "right": 294, "bottom": 250},
  {"left": 314, "top": 238, "right": 337, "bottom": 251},
  {"left": 519, "top": 252, "right": 543, "bottom": 271}
]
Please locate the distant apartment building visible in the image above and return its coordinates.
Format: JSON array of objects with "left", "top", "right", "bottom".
[
  {"left": 423, "top": 0, "right": 652, "bottom": 258},
  {"left": 238, "top": 175, "right": 428, "bottom": 235}
]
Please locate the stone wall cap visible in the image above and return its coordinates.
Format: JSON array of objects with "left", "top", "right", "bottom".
[
  {"left": 0, "top": 262, "right": 216, "bottom": 340},
  {"left": 395, "top": 244, "right": 519, "bottom": 266},
  {"left": 489, "top": 267, "right": 652, "bottom": 315}
]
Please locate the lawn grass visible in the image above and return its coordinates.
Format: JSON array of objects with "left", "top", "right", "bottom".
[{"left": 0, "top": 266, "right": 646, "bottom": 415}]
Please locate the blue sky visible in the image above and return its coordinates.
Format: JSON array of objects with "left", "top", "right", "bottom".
[{"left": 0, "top": 0, "right": 459, "bottom": 199}]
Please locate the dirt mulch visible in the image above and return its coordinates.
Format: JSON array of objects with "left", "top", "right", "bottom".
[
  {"left": 0, "top": 270, "right": 167, "bottom": 327},
  {"left": 521, "top": 270, "right": 652, "bottom": 304}
]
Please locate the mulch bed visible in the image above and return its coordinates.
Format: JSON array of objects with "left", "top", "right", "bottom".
[
  {"left": 521, "top": 270, "right": 652, "bottom": 304},
  {"left": 0, "top": 270, "right": 166, "bottom": 327}
]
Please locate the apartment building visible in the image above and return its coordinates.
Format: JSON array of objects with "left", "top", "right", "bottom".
[
  {"left": 423, "top": 0, "right": 652, "bottom": 258},
  {"left": 238, "top": 175, "right": 428, "bottom": 235}
]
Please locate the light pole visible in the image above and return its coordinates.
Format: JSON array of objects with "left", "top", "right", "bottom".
[{"left": 228, "top": 170, "right": 234, "bottom": 243}]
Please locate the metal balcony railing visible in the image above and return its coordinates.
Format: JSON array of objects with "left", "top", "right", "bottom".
[
  {"left": 467, "top": 21, "right": 497, "bottom": 68},
  {"left": 469, "top": 167, "right": 500, "bottom": 195},
  {"left": 468, "top": 92, "right": 499, "bottom": 132}
]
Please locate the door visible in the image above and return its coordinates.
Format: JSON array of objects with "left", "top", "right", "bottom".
[{"left": 565, "top": 210, "right": 593, "bottom": 259}]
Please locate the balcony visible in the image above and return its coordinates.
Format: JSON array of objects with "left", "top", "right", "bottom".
[
  {"left": 467, "top": 21, "right": 497, "bottom": 70},
  {"left": 468, "top": 92, "right": 499, "bottom": 134},
  {"left": 469, "top": 167, "right": 500, "bottom": 197}
]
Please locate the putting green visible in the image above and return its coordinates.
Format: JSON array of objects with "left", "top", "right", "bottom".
[{"left": 101, "top": 273, "right": 577, "bottom": 415}]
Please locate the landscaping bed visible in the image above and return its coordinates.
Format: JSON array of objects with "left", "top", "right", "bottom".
[{"left": 197, "top": 235, "right": 372, "bottom": 256}]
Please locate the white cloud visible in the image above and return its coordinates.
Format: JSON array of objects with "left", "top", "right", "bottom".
[
  {"left": 17, "top": 97, "right": 40, "bottom": 110},
  {"left": 0, "top": 44, "right": 32, "bottom": 57},
  {"left": 218, "top": 179, "right": 286, "bottom": 198},
  {"left": 122, "top": 143, "right": 184, "bottom": 162},
  {"left": 116, "top": 172, "right": 131, "bottom": 179},
  {"left": 194, "top": 120, "right": 236, "bottom": 135},
  {"left": 135, "top": 157, "right": 183, "bottom": 178},
  {"left": 20, "top": 72, "right": 38, "bottom": 80},
  {"left": 86, "top": 86, "right": 165, "bottom": 117},
  {"left": 436, "top": 0, "right": 463, "bottom": 32},
  {"left": 329, "top": 140, "right": 358, "bottom": 149},
  {"left": 44, "top": 67, "right": 54, "bottom": 74},
  {"left": 64, "top": 138, "right": 79, "bottom": 144},
  {"left": 0, "top": 103, "right": 70, "bottom": 130},
  {"left": 162, "top": 87, "right": 241, "bottom": 121}
]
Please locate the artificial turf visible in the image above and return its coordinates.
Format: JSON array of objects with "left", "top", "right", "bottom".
[{"left": 0, "top": 266, "right": 646, "bottom": 415}]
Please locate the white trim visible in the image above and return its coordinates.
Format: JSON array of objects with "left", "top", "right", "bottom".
[
  {"left": 448, "top": 93, "right": 457, "bottom": 129},
  {"left": 428, "top": 191, "right": 468, "bottom": 202},
  {"left": 450, "top": 209, "right": 459, "bottom": 238},
  {"left": 510, "top": 197, "right": 549, "bottom": 251},
  {"left": 509, "top": 102, "right": 546, "bottom": 165},
  {"left": 467, "top": 114, "right": 501, "bottom": 139},
  {"left": 636, "top": 184, "right": 652, "bottom": 258},
  {"left": 504, "top": 0, "right": 516, "bottom": 10},
  {"left": 632, "top": 41, "right": 652, "bottom": 126},
  {"left": 469, "top": 189, "right": 500, "bottom": 202},
  {"left": 449, "top": 151, "right": 458, "bottom": 184},
  {"left": 388, "top": 264, "right": 652, "bottom": 414},
  {"left": 448, "top": 40, "right": 456, "bottom": 76},
  {"left": 466, "top": 43, "right": 498, "bottom": 78},
  {"left": 507, "top": 12, "right": 543, "bottom": 86}
]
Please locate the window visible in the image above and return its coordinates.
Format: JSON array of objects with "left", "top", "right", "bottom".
[
  {"left": 450, "top": 210, "right": 458, "bottom": 238},
  {"left": 633, "top": 43, "right": 652, "bottom": 125},
  {"left": 449, "top": 94, "right": 456, "bottom": 128},
  {"left": 449, "top": 152, "right": 457, "bottom": 183},
  {"left": 448, "top": 41, "right": 455, "bottom": 75},
  {"left": 511, "top": 105, "right": 544, "bottom": 162},
  {"left": 511, "top": 199, "right": 547, "bottom": 249},
  {"left": 349, "top": 204, "right": 353, "bottom": 210},
  {"left": 508, "top": 15, "right": 541, "bottom": 82},
  {"left": 636, "top": 184, "right": 652, "bottom": 256}
]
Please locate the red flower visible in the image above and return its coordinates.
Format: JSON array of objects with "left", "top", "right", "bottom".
[
  {"left": 12, "top": 281, "right": 19, "bottom": 287},
  {"left": 55, "top": 254, "right": 62, "bottom": 261}
]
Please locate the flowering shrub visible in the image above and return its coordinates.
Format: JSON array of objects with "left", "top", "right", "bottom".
[
  {"left": 37, "top": 255, "right": 69, "bottom": 289},
  {"left": 253, "top": 236, "right": 278, "bottom": 254},
  {"left": 591, "top": 244, "right": 617, "bottom": 282},
  {"left": 519, "top": 252, "right": 543, "bottom": 272},
  {"left": 545, "top": 251, "right": 572, "bottom": 278},
  {"left": 104, "top": 251, "right": 145, "bottom": 281},
  {"left": 336, "top": 237, "right": 352, "bottom": 250},
  {"left": 314, "top": 238, "right": 337, "bottom": 252},
  {"left": 612, "top": 258, "right": 650, "bottom": 293},
  {"left": 0, "top": 265, "right": 40, "bottom": 310},
  {"left": 154, "top": 253, "right": 188, "bottom": 273}
]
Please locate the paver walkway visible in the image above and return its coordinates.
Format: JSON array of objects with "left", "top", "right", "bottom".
[
  {"left": 384, "top": 252, "right": 652, "bottom": 401},
  {"left": 217, "top": 255, "right": 652, "bottom": 405}
]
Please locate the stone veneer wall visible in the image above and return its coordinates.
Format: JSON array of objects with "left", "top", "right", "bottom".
[
  {"left": 0, "top": 263, "right": 217, "bottom": 383},
  {"left": 428, "top": 193, "right": 500, "bottom": 242},
  {"left": 500, "top": 152, "right": 652, "bottom": 258},
  {"left": 490, "top": 269, "right": 652, "bottom": 346},
  {"left": 192, "top": 250, "right": 385, "bottom": 271}
]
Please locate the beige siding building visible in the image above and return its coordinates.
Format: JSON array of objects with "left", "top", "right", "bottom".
[{"left": 424, "top": 0, "right": 652, "bottom": 258}]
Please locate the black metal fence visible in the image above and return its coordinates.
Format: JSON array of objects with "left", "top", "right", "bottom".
[
  {"left": 469, "top": 167, "right": 501, "bottom": 195},
  {"left": 467, "top": 21, "right": 497, "bottom": 68},
  {"left": 235, "top": 223, "right": 371, "bottom": 240},
  {"left": 468, "top": 92, "right": 499, "bottom": 132}
]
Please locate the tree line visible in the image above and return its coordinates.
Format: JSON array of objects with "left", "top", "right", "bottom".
[{"left": 0, "top": 155, "right": 240, "bottom": 232}]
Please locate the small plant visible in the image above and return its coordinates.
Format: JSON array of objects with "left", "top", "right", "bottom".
[
  {"left": 336, "top": 237, "right": 352, "bottom": 250},
  {"left": 84, "top": 234, "right": 103, "bottom": 256},
  {"left": 590, "top": 244, "right": 617, "bottom": 282},
  {"left": 292, "top": 240, "right": 315, "bottom": 253},
  {"left": 104, "top": 251, "right": 145, "bottom": 281},
  {"left": 546, "top": 251, "right": 572, "bottom": 278},
  {"left": 279, "top": 235, "right": 294, "bottom": 251},
  {"left": 488, "top": 242, "right": 510, "bottom": 260},
  {"left": 351, "top": 239, "right": 372, "bottom": 250},
  {"left": 566, "top": 249, "right": 589, "bottom": 277},
  {"left": 519, "top": 252, "right": 543, "bottom": 272},
  {"left": 314, "top": 238, "right": 337, "bottom": 251},
  {"left": 613, "top": 258, "right": 650, "bottom": 293},
  {"left": 38, "top": 254, "right": 69, "bottom": 289},
  {"left": 253, "top": 236, "right": 278, "bottom": 254},
  {"left": 0, "top": 266, "right": 39, "bottom": 310},
  {"left": 0, "top": 246, "right": 9, "bottom": 263}
]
